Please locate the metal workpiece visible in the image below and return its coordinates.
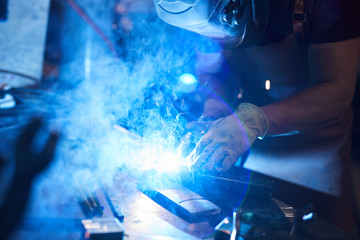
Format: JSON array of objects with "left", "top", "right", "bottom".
[
  {"left": 137, "top": 185, "right": 221, "bottom": 222},
  {"left": 180, "top": 169, "right": 274, "bottom": 201}
]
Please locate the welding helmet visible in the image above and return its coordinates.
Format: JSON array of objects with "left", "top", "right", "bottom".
[{"left": 153, "top": 0, "right": 269, "bottom": 47}]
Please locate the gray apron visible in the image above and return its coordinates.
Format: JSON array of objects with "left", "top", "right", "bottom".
[{"left": 222, "top": 34, "right": 352, "bottom": 196}]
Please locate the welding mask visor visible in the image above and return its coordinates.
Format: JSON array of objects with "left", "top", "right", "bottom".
[{"left": 153, "top": 0, "right": 269, "bottom": 47}]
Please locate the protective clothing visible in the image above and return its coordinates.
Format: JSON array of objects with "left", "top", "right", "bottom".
[
  {"left": 187, "top": 103, "right": 268, "bottom": 171},
  {"left": 153, "top": 0, "right": 269, "bottom": 47},
  {"left": 234, "top": 103, "right": 268, "bottom": 140}
]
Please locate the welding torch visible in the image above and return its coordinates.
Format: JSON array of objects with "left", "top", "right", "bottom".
[{"left": 171, "top": 97, "right": 216, "bottom": 159}]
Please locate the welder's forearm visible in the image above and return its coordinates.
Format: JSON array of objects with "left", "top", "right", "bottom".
[
  {"left": 261, "top": 82, "right": 355, "bottom": 136},
  {"left": 261, "top": 38, "right": 360, "bottom": 137}
]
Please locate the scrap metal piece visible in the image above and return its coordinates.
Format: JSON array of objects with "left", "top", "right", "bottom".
[{"left": 81, "top": 217, "right": 124, "bottom": 240}]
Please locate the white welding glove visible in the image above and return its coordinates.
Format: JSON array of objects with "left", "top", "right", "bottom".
[{"left": 187, "top": 103, "right": 269, "bottom": 172}]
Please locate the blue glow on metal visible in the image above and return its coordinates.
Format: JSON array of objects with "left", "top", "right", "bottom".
[
  {"left": 138, "top": 147, "right": 186, "bottom": 173},
  {"left": 302, "top": 212, "right": 313, "bottom": 221},
  {"left": 179, "top": 73, "right": 197, "bottom": 85},
  {"left": 0, "top": 94, "right": 16, "bottom": 109}
]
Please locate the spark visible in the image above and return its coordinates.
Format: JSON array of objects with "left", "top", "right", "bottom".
[
  {"left": 0, "top": 94, "right": 16, "bottom": 109},
  {"left": 136, "top": 145, "right": 187, "bottom": 173}
]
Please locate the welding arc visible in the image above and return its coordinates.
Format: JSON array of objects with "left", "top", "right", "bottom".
[{"left": 65, "top": 0, "right": 118, "bottom": 58}]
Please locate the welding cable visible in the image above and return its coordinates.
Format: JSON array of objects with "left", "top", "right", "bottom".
[
  {"left": 10, "top": 88, "right": 71, "bottom": 103},
  {"left": 0, "top": 88, "right": 72, "bottom": 118},
  {"left": 7, "top": 93, "right": 54, "bottom": 114},
  {"left": 65, "top": 0, "right": 118, "bottom": 57},
  {"left": 10, "top": 88, "right": 73, "bottom": 106},
  {"left": 11, "top": 88, "right": 74, "bottom": 103},
  {"left": 0, "top": 105, "right": 38, "bottom": 117},
  {"left": 10, "top": 88, "right": 55, "bottom": 95},
  {"left": 0, "top": 69, "right": 40, "bottom": 85},
  {"left": 0, "top": 89, "right": 31, "bottom": 115}
]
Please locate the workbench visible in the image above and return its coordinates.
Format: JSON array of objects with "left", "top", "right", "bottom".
[{"left": 0, "top": 116, "right": 357, "bottom": 240}]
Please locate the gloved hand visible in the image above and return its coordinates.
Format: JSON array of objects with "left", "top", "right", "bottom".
[
  {"left": 187, "top": 103, "right": 269, "bottom": 172},
  {"left": 14, "top": 118, "right": 59, "bottom": 178},
  {"left": 177, "top": 119, "right": 219, "bottom": 158},
  {"left": 202, "top": 97, "right": 232, "bottom": 120}
]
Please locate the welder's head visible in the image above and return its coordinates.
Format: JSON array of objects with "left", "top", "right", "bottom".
[{"left": 153, "top": 0, "right": 269, "bottom": 47}]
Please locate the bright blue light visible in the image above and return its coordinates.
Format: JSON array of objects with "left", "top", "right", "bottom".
[
  {"left": 302, "top": 212, "right": 313, "bottom": 221},
  {"left": 179, "top": 73, "right": 197, "bottom": 85}
]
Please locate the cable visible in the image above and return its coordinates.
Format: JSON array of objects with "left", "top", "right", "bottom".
[
  {"left": 0, "top": 88, "right": 71, "bottom": 116},
  {"left": 2, "top": 1, "right": 119, "bottom": 85},
  {"left": 0, "top": 69, "right": 40, "bottom": 84},
  {"left": 65, "top": 0, "right": 118, "bottom": 57}
]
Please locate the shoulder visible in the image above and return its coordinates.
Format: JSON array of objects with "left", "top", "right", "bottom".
[{"left": 305, "top": 0, "right": 360, "bottom": 43}]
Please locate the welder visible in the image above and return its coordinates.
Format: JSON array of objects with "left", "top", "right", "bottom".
[{"left": 153, "top": 0, "right": 360, "bottom": 232}]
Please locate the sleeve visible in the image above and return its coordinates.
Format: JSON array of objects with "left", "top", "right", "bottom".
[{"left": 306, "top": 0, "right": 360, "bottom": 44}]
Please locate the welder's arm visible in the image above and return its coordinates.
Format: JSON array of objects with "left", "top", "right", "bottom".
[
  {"left": 261, "top": 38, "right": 360, "bottom": 136},
  {"left": 188, "top": 38, "right": 359, "bottom": 172}
]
